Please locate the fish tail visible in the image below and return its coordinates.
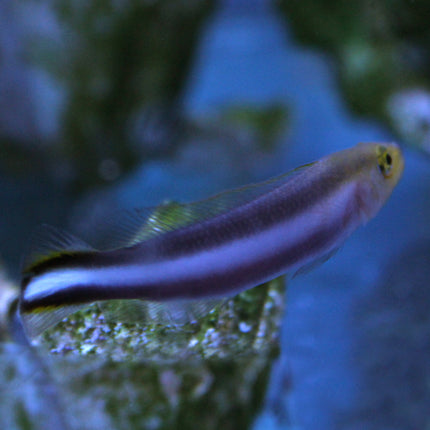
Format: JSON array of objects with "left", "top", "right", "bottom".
[{"left": 19, "top": 225, "right": 94, "bottom": 339}]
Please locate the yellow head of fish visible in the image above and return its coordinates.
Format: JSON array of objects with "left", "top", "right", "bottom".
[{"left": 349, "top": 142, "right": 404, "bottom": 221}]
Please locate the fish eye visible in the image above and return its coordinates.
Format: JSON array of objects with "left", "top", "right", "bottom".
[{"left": 377, "top": 147, "right": 393, "bottom": 178}]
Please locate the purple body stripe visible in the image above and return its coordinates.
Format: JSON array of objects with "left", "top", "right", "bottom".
[{"left": 21, "top": 214, "right": 346, "bottom": 311}]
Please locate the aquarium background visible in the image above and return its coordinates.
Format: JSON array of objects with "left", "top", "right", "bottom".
[{"left": 1, "top": 0, "right": 430, "bottom": 429}]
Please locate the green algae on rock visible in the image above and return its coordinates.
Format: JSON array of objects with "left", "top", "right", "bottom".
[{"left": 46, "top": 347, "right": 277, "bottom": 430}]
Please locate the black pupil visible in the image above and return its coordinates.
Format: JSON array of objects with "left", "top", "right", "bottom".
[{"left": 386, "top": 153, "right": 392, "bottom": 165}]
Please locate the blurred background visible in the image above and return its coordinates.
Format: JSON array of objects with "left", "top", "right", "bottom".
[{"left": 1, "top": 0, "right": 430, "bottom": 429}]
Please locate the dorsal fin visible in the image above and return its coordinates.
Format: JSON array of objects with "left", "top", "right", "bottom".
[
  {"left": 94, "top": 201, "right": 192, "bottom": 250},
  {"left": 95, "top": 162, "right": 316, "bottom": 250},
  {"left": 22, "top": 224, "right": 94, "bottom": 272}
]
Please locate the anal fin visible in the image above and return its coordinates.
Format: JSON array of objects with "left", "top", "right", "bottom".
[
  {"left": 20, "top": 304, "right": 86, "bottom": 340},
  {"left": 98, "top": 298, "right": 225, "bottom": 326}
]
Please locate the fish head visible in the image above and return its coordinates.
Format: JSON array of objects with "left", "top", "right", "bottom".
[{"left": 355, "top": 142, "right": 404, "bottom": 222}]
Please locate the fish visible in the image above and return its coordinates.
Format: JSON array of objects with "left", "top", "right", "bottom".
[{"left": 17, "top": 142, "right": 404, "bottom": 339}]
